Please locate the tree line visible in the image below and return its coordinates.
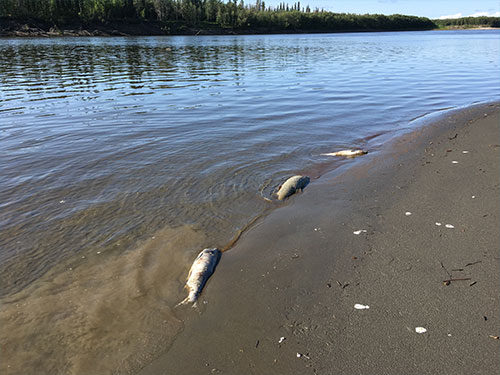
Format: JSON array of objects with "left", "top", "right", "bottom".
[
  {"left": 0, "top": 0, "right": 437, "bottom": 32},
  {"left": 433, "top": 16, "right": 500, "bottom": 28}
]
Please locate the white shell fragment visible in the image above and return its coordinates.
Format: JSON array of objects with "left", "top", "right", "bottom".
[
  {"left": 472, "top": 195, "right": 476, "bottom": 199},
  {"left": 405, "top": 211, "right": 412, "bottom": 216},
  {"left": 354, "top": 304, "right": 370, "bottom": 310},
  {"left": 445, "top": 224, "right": 455, "bottom": 229},
  {"left": 296, "top": 353, "right": 302, "bottom": 358},
  {"left": 415, "top": 327, "right": 427, "bottom": 334},
  {"left": 278, "top": 337, "right": 286, "bottom": 344},
  {"left": 435, "top": 222, "right": 442, "bottom": 226},
  {"left": 451, "top": 161, "right": 459, "bottom": 164},
  {"left": 462, "top": 151, "right": 469, "bottom": 154},
  {"left": 353, "top": 230, "right": 367, "bottom": 235}
]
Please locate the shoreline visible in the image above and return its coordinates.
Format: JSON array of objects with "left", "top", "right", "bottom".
[
  {"left": 139, "top": 102, "right": 499, "bottom": 374},
  {"left": 1, "top": 23, "right": 497, "bottom": 38},
  {"left": 436, "top": 26, "right": 500, "bottom": 31},
  {"left": 0, "top": 18, "right": 437, "bottom": 38}
]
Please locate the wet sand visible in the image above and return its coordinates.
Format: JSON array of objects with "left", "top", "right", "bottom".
[{"left": 139, "top": 103, "right": 499, "bottom": 375}]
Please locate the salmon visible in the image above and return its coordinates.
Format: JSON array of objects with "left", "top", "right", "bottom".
[
  {"left": 321, "top": 149, "right": 367, "bottom": 157},
  {"left": 177, "top": 248, "right": 221, "bottom": 306},
  {"left": 276, "top": 175, "right": 310, "bottom": 200}
]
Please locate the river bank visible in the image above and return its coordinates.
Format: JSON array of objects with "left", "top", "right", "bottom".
[
  {"left": 3, "top": 19, "right": 497, "bottom": 38},
  {"left": 0, "top": 18, "right": 435, "bottom": 37},
  {"left": 139, "top": 102, "right": 500, "bottom": 375},
  {"left": 0, "top": 18, "right": 223, "bottom": 37}
]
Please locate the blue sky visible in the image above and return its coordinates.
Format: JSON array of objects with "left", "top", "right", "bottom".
[{"left": 263, "top": 0, "right": 500, "bottom": 19}]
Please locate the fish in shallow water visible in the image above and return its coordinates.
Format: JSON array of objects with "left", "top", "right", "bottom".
[
  {"left": 321, "top": 149, "right": 368, "bottom": 157},
  {"left": 177, "top": 248, "right": 221, "bottom": 306},
  {"left": 276, "top": 175, "right": 310, "bottom": 200}
]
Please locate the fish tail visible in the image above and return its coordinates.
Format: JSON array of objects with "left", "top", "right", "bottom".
[
  {"left": 174, "top": 297, "right": 191, "bottom": 308},
  {"left": 175, "top": 293, "right": 197, "bottom": 308}
]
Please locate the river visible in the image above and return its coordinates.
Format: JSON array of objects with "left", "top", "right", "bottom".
[{"left": 0, "top": 30, "right": 499, "bottom": 374}]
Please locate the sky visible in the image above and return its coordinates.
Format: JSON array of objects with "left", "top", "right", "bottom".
[{"left": 263, "top": 0, "right": 500, "bottom": 19}]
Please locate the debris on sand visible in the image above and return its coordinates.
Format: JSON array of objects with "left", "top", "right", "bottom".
[
  {"left": 354, "top": 304, "right": 370, "bottom": 310},
  {"left": 415, "top": 327, "right": 427, "bottom": 334},
  {"left": 353, "top": 229, "right": 367, "bottom": 235}
]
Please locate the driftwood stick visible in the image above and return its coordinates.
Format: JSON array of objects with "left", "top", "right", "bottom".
[{"left": 442, "top": 277, "right": 471, "bottom": 285}]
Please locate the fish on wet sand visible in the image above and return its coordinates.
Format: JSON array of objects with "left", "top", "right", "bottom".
[
  {"left": 177, "top": 248, "right": 221, "bottom": 306},
  {"left": 321, "top": 149, "right": 368, "bottom": 157},
  {"left": 276, "top": 175, "right": 310, "bottom": 200}
]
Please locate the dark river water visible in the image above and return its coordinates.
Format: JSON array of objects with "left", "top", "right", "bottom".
[{"left": 1, "top": 30, "right": 499, "bottom": 374}]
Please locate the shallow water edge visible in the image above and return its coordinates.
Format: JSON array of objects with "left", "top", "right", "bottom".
[
  {"left": 138, "top": 101, "right": 500, "bottom": 375},
  {"left": 1, "top": 102, "right": 498, "bottom": 375}
]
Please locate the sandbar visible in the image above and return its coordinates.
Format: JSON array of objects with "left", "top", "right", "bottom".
[{"left": 139, "top": 103, "right": 499, "bottom": 374}]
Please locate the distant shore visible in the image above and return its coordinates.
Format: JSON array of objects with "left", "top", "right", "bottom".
[
  {"left": 139, "top": 102, "right": 500, "bottom": 374},
  {"left": 1, "top": 19, "right": 498, "bottom": 38},
  {"left": 437, "top": 26, "right": 500, "bottom": 30},
  {"left": 0, "top": 18, "right": 437, "bottom": 38}
]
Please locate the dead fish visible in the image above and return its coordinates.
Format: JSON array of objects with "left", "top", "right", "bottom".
[
  {"left": 321, "top": 149, "right": 367, "bottom": 158},
  {"left": 276, "top": 175, "right": 310, "bottom": 200},
  {"left": 177, "top": 248, "right": 221, "bottom": 306}
]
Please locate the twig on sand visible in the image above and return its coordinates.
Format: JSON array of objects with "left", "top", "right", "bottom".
[
  {"left": 440, "top": 261, "right": 452, "bottom": 278},
  {"left": 465, "top": 261, "right": 482, "bottom": 267},
  {"left": 442, "top": 278, "right": 471, "bottom": 286}
]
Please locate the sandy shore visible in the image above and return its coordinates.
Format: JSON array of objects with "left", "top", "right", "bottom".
[{"left": 139, "top": 103, "right": 499, "bottom": 375}]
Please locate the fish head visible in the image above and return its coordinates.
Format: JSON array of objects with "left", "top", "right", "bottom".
[
  {"left": 203, "top": 248, "right": 220, "bottom": 255},
  {"left": 201, "top": 248, "right": 221, "bottom": 262}
]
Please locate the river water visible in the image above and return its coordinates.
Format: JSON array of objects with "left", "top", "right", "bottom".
[{"left": 1, "top": 30, "right": 499, "bottom": 374}]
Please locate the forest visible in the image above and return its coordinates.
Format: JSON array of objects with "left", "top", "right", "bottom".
[
  {"left": 433, "top": 16, "right": 500, "bottom": 29},
  {"left": 0, "top": 0, "right": 437, "bottom": 33}
]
